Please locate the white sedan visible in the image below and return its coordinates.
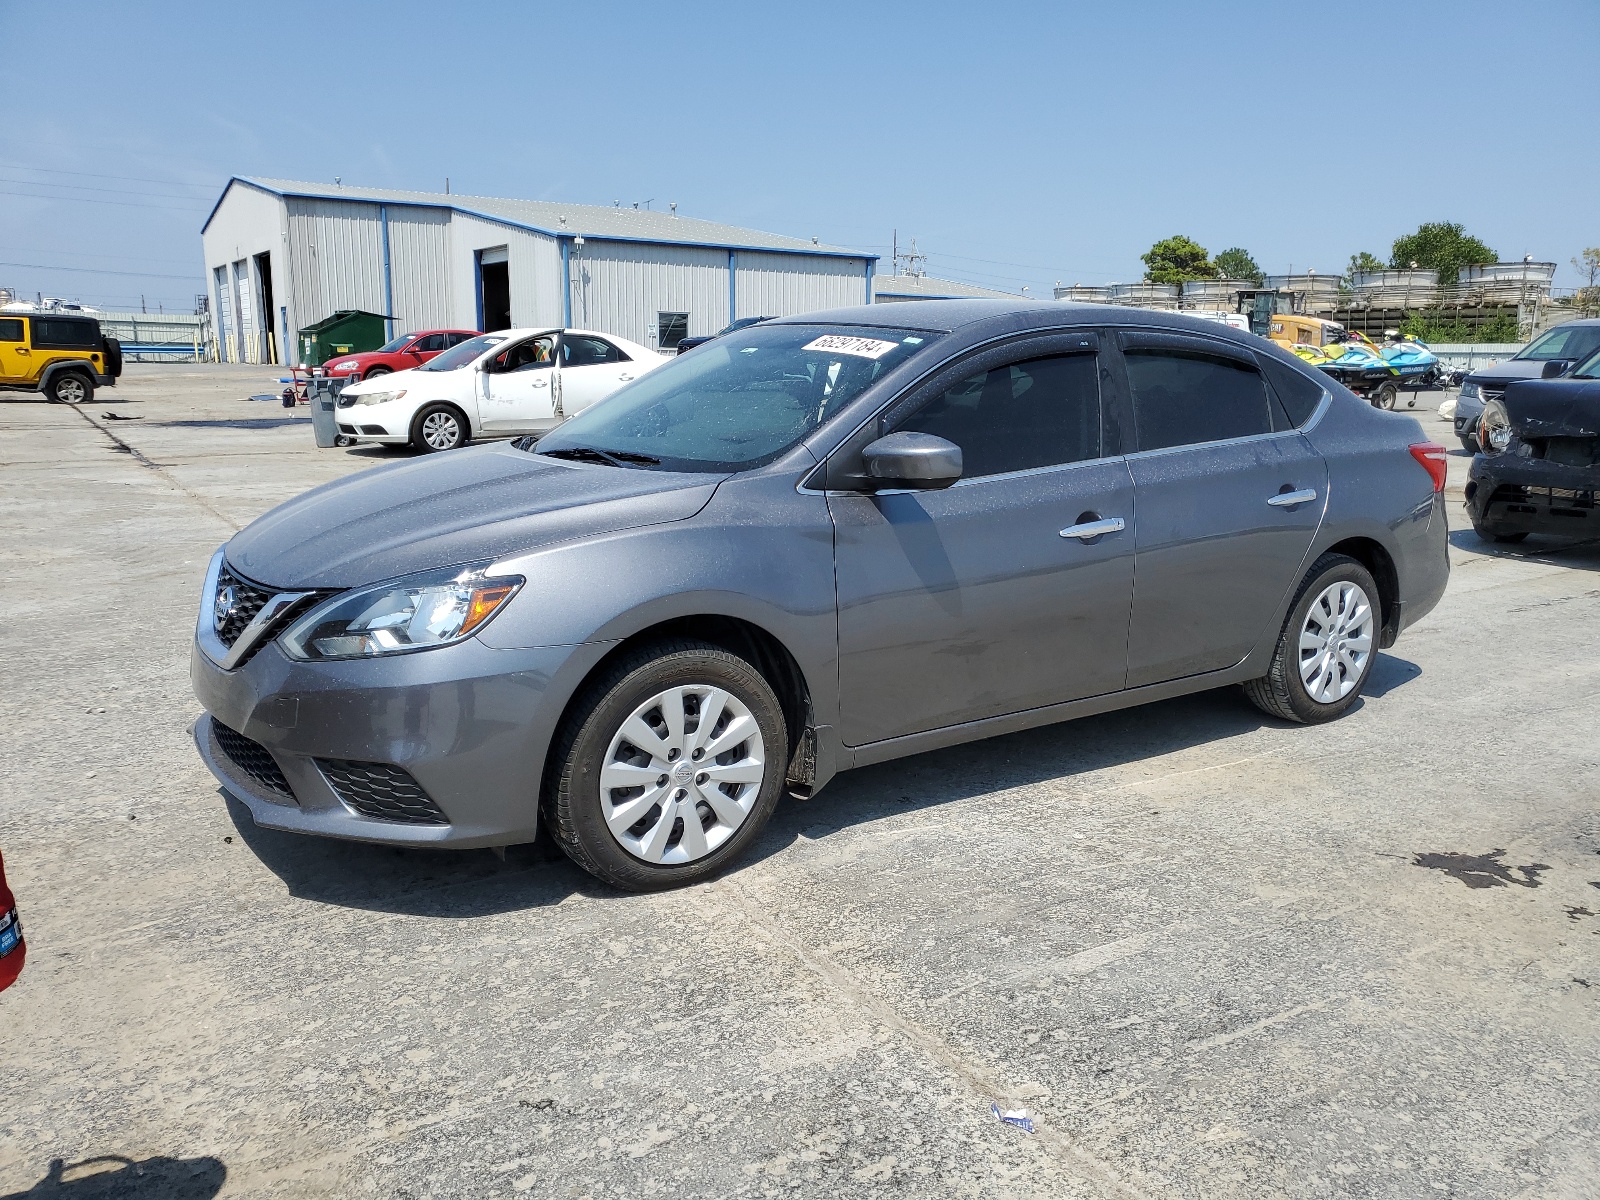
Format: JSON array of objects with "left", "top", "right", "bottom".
[{"left": 334, "top": 327, "right": 668, "bottom": 452}]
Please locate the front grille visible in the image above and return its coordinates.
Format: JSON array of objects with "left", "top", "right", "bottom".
[
  {"left": 1482, "top": 386, "right": 1505, "bottom": 402},
  {"left": 317, "top": 759, "right": 450, "bottom": 825},
  {"left": 1491, "top": 485, "right": 1597, "bottom": 512},
  {"left": 215, "top": 565, "right": 272, "bottom": 647},
  {"left": 213, "top": 720, "right": 294, "bottom": 798}
]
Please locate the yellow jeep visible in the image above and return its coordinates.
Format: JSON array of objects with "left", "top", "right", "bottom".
[{"left": 0, "top": 312, "right": 122, "bottom": 404}]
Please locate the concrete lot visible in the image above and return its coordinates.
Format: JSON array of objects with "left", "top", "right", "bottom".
[{"left": 2, "top": 364, "right": 1598, "bottom": 1200}]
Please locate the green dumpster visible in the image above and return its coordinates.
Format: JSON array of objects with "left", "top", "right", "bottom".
[{"left": 297, "top": 310, "right": 390, "bottom": 367}]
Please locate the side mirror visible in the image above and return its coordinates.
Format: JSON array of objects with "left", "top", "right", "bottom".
[
  {"left": 859, "top": 432, "right": 963, "bottom": 490},
  {"left": 1542, "top": 359, "right": 1574, "bottom": 379}
]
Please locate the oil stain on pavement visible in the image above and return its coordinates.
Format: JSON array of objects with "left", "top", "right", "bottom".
[{"left": 1412, "top": 848, "right": 1551, "bottom": 889}]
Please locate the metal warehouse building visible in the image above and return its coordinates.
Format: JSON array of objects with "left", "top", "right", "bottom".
[
  {"left": 872, "top": 273, "right": 1017, "bottom": 303},
  {"left": 201, "top": 177, "right": 879, "bottom": 365}
]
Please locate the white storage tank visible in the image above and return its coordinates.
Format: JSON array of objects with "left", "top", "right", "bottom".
[
  {"left": 1180, "top": 279, "right": 1252, "bottom": 309},
  {"left": 1351, "top": 269, "right": 1439, "bottom": 307},
  {"left": 1108, "top": 282, "right": 1179, "bottom": 308},
  {"left": 1265, "top": 272, "right": 1343, "bottom": 311},
  {"left": 1457, "top": 261, "right": 1555, "bottom": 302},
  {"left": 1054, "top": 284, "right": 1113, "bottom": 303}
]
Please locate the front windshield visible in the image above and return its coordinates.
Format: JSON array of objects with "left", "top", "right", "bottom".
[
  {"left": 418, "top": 333, "right": 506, "bottom": 371},
  {"left": 375, "top": 334, "right": 411, "bottom": 353},
  {"left": 535, "top": 324, "right": 942, "bottom": 472},
  {"left": 1515, "top": 324, "right": 1600, "bottom": 362}
]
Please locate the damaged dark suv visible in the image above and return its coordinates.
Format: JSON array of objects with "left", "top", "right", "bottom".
[{"left": 1466, "top": 347, "right": 1600, "bottom": 543}]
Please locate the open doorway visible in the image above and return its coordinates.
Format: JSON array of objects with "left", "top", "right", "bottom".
[
  {"left": 253, "top": 252, "right": 276, "bottom": 363},
  {"left": 478, "top": 248, "right": 510, "bottom": 331}
]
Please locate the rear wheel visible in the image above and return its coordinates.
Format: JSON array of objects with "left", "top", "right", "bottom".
[
  {"left": 544, "top": 639, "right": 787, "bottom": 891},
  {"left": 410, "top": 403, "right": 468, "bottom": 452},
  {"left": 50, "top": 372, "right": 93, "bottom": 404},
  {"left": 1244, "top": 554, "right": 1380, "bottom": 724}
]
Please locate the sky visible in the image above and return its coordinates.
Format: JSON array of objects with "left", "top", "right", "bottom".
[{"left": 3, "top": 0, "right": 1597, "bottom": 313}]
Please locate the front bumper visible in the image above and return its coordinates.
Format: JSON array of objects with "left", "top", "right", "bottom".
[
  {"left": 191, "top": 631, "right": 610, "bottom": 847},
  {"left": 1465, "top": 454, "right": 1600, "bottom": 540}
]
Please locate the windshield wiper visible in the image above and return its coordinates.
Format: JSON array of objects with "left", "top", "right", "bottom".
[{"left": 538, "top": 445, "right": 661, "bottom": 468}]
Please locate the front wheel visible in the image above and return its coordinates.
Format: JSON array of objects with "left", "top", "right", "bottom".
[
  {"left": 410, "top": 403, "right": 468, "bottom": 452},
  {"left": 544, "top": 640, "right": 787, "bottom": 891},
  {"left": 50, "top": 373, "right": 93, "bottom": 404},
  {"left": 364, "top": 366, "right": 392, "bottom": 380},
  {"left": 1244, "top": 554, "right": 1380, "bottom": 724}
]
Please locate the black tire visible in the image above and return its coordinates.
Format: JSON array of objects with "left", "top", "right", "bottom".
[
  {"left": 1473, "top": 525, "right": 1528, "bottom": 545},
  {"left": 1371, "top": 383, "right": 1398, "bottom": 410},
  {"left": 1459, "top": 438, "right": 1477, "bottom": 455},
  {"left": 410, "top": 403, "right": 469, "bottom": 453},
  {"left": 1243, "top": 553, "right": 1381, "bottom": 725},
  {"left": 49, "top": 371, "right": 93, "bottom": 405},
  {"left": 364, "top": 366, "right": 392, "bottom": 380},
  {"left": 543, "top": 639, "right": 787, "bottom": 891}
]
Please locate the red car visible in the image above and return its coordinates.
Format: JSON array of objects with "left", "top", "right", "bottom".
[
  {"left": 322, "top": 329, "right": 482, "bottom": 380},
  {"left": 0, "top": 848, "right": 22, "bottom": 993}
]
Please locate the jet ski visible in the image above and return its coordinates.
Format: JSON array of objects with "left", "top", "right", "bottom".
[{"left": 1378, "top": 334, "right": 1441, "bottom": 382}]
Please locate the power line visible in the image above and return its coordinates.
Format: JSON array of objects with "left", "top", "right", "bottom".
[
  {"left": 13, "top": 246, "right": 200, "bottom": 267},
  {"left": 0, "top": 261, "right": 200, "bottom": 280},
  {"left": 0, "top": 162, "right": 216, "bottom": 190},
  {"left": 0, "top": 189, "right": 209, "bottom": 212},
  {"left": 0, "top": 174, "right": 216, "bottom": 201}
]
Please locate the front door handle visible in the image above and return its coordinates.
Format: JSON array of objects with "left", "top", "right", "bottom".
[
  {"left": 618, "top": 373, "right": 634, "bottom": 381},
  {"left": 531, "top": 377, "right": 548, "bottom": 387},
  {"left": 1059, "top": 516, "right": 1125, "bottom": 540},
  {"left": 1267, "top": 488, "right": 1317, "bottom": 507}
]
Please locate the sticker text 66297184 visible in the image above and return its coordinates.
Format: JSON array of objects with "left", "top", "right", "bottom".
[{"left": 802, "top": 335, "right": 900, "bottom": 360}]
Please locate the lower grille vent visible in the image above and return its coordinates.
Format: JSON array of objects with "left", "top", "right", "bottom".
[
  {"left": 213, "top": 721, "right": 294, "bottom": 798},
  {"left": 317, "top": 759, "right": 450, "bottom": 825}
]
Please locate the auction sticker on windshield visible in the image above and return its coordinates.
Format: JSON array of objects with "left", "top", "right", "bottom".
[{"left": 802, "top": 335, "right": 900, "bottom": 359}]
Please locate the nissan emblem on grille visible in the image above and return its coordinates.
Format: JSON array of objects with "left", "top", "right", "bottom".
[{"left": 213, "top": 584, "right": 237, "bottom": 634}]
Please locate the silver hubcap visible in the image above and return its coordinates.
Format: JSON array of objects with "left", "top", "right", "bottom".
[
  {"left": 600, "top": 685, "right": 766, "bottom": 865},
  {"left": 58, "top": 378, "right": 86, "bottom": 402},
  {"left": 422, "top": 412, "right": 459, "bottom": 449},
  {"left": 1299, "top": 581, "right": 1374, "bottom": 704}
]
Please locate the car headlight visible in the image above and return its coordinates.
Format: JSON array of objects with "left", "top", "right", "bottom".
[
  {"left": 332, "top": 360, "right": 360, "bottom": 371},
  {"left": 1458, "top": 381, "right": 1480, "bottom": 401},
  {"left": 347, "top": 389, "right": 405, "bottom": 407},
  {"left": 280, "top": 562, "right": 523, "bottom": 661},
  {"left": 1477, "top": 399, "right": 1513, "bottom": 454}
]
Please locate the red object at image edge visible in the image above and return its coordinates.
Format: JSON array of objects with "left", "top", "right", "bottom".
[{"left": 0, "top": 848, "right": 24, "bottom": 993}]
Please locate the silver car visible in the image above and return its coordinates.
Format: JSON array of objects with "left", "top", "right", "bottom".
[{"left": 192, "top": 301, "right": 1451, "bottom": 890}]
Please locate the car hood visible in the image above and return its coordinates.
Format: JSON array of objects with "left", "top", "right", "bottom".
[
  {"left": 1501, "top": 377, "right": 1600, "bottom": 438},
  {"left": 1466, "top": 359, "right": 1549, "bottom": 386},
  {"left": 340, "top": 365, "right": 427, "bottom": 395},
  {"left": 226, "top": 443, "right": 726, "bottom": 589}
]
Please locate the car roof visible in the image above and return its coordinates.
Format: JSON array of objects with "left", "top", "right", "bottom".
[{"left": 770, "top": 298, "right": 1279, "bottom": 353}]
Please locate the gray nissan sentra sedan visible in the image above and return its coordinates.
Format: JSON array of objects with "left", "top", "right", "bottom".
[{"left": 192, "top": 300, "right": 1450, "bottom": 890}]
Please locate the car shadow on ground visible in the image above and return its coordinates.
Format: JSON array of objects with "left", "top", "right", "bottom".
[
  {"left": 0, "top": 1155, "right": 225, "bottom": 1200},
  {"left": 153, "top": 418, "right": 310, "bottom": 430},
  {"left": 1448, "top": 527, "right": 1600, "bottom": 572},
  {"left": 228, "top": 670, "right": 1419, "bottom": 916}
]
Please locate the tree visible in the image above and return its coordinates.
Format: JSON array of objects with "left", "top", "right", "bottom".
[
  {"left": 1574, "top": 247, "right": 1600, "bottom": 315},
  {"left": 1345, "top": 251, "right": 1386, "bottom": 283},
  {"left": 1389, "top": 221, "right": 1496, "bottom": 286},
  {"left": 1141, "top": 235, "right": 1217, "bottom": 285},
  {"left": 1214, "top": 247, "right": 1264, "bottom": 284}
]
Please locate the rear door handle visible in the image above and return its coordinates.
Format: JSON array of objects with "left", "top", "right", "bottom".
[
  {"left": 1059, "top": 517, "right": 1125, "bottom": 540},
  {"left": 1267, "top": 488, "right": 1317, "bottom": 507},
  {"left": 618, "top": 373, "right": 634, "bottom": 381}
]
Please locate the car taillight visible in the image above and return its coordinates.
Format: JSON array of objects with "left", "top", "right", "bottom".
[{"left": 1408, "top": 442, "right": 1448, "bottom": 492}]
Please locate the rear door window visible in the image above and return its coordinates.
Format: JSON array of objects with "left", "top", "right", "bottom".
[
  {"left": 562, "top": 335, "right": 628, "bottom": 367},
  {"left": 32, "top": 318, "right": 99, "bottom": 349},
  {"left": 1124, "top": 345, "right": 1273, "bottom": 451},
  {"left": 896, "top": 352, "right": 1101, "bottom": 478}
]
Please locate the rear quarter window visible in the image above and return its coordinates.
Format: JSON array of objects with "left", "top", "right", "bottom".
[
  {"left": 1258, "top": 355, "right": 1328, "bottom": 426},
  {"left": 32, "top": 318, "right": 100, "bottom": 349}
]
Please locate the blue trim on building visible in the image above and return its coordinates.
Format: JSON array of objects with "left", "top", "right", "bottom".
[
  {"left": 379, "top": 204, "right": 395, "bottom": 340},
  {"left": 728, "top": 249, "right": 737, "bottom": 322},
  {"left": 561, "top": 238, "right": 572, "bottom": 327},
  {"left": 473, "top": 249, "right": 485, "bottom": 333},
  {"left": 864, "top": 259, "right": 875, "bottom": 305},
  {"left": 211, "top": 177, "right": 881, "bottom": 264}
]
